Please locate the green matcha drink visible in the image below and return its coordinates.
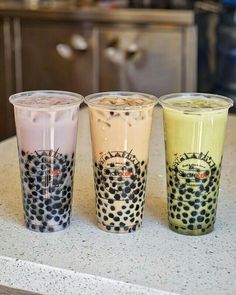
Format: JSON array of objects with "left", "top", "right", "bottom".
[{"left": 160, "top": 93, "right": 233, "bottom": 235}]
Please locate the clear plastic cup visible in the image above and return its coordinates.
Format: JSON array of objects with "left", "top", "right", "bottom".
[
  {"left": 85, "top": 91, "right": 158, "bottom": 233},
  {"left": 159, "top": 93, "right": 233, "bottom": 235},
  {"left": 10, "top": 90, "right": 83, "bottom": 232}
]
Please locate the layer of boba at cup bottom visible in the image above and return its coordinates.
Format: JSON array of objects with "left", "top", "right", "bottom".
[
  {"left": 167, "top": 161, "right": 220, "bottom": 235},
  {"left": 94, "top": 158, "right": 148, "bottom": 233},
  {"left": 19, "top": 149, "right": 74, "bottom": 233}
]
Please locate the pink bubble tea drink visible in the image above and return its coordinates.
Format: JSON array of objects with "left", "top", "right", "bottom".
[{"left": 10, "top": 91, "right": 83, "bottom": 232}]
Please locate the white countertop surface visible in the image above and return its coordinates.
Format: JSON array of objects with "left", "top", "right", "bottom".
[{"left": 0, "top": 108, "right": 235, "bottom": 295}]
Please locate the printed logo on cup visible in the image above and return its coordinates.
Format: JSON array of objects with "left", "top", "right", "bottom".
[
  {"left": 97, "top": 150, "right": 141, "bottom": 198},
  {"left": 22, "top": 149, "right": 69, "bottom": 191}
]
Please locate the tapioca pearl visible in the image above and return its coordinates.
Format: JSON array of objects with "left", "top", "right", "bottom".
[
  {"left": 191, "top": 211, "right": 198, "bottom": 217},
  {"left": 108, "top": 198, "right": 114, "bottom": 204},
  {"left": 103, "top": 215, "right": 108, "bottom": 222},
  {"left": 108, "top": 213, "right": 114, "bottom": 219},
  {"left": 54, "top": 216, "right": 60, "bottom": 222},
  {"left": 30, "top": 203, "right": 37, "bottom": 210},
  {"left": 130, "top": 213, "right": 135, "bottom": 218},
  {"left": 36, "top": 214, "right": 43, "bottom": 222},
  {"left": 184, "top": 206, "right": 190, "bottom": 211},
  {"left": 172, "top": 205, "right": 177, "bottom": 212},
  {"left": 51, "top": 209, "right": 57, "bottom": 215},
  {"left": 97, "top": 211, "right": 101, "bottom": 218},
  {"left": 30, "top": 208, "right": 37, "bottom": 215},
  {"left": 130, "top": 217, "right": 135, "bottom": 223},
  {"left": 130, "top": 204, "right": 135, "bottom": 210},
  {"left": 58, "top": 208, "right": 64, "bottom": 215},
  {"left": 114, "top": 193, "right": 122, "bottom": 201},
  {"left": 62, "top": 222, "right": 68, "bottom": 228},
  {"left": 110, "top": 206, "right": 115, "bottom": 211},
  {"left": 105, "top": 225, "right": 111, "bottom": 231}
]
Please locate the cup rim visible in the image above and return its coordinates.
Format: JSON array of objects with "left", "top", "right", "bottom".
[
  {"left": 159, "top": 92, "right": 234, "bottom": 112},
  {"left": 84, "top": 91, "right": 158, "bottom": 111},
  {"left": 9, "top": 90, "right": 84, "bottom": 110}
]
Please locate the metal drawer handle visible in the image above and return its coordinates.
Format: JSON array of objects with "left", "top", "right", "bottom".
[
  {"left": 71, "top": 35, "right": 88, "bottom": 52},
  {"left": 56, "top": 43, "right": 73, "bottom": 59}
]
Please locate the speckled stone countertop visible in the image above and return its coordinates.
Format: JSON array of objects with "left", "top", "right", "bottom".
[{"left": 0, "top": 108, "right": 235, "bottom": 295}]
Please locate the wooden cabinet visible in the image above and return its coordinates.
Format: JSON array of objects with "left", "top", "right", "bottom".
[
  {"left": 0, "top": 18, "right": 15, "bottom": 140},
  {"left": 0, "top": 9, "right": 197, "bottom": 140},
  {"left": 20, "top": 20, "right": 97, "bottom": 96}
]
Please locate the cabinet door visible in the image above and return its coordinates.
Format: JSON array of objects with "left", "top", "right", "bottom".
[
  {"left": 21, "top": 21, "right": 97, "bottom": 96},
  {"left": 0, "top": 19, "right": 15, "bottom": 140},
  {"left": 99, "top": 26, "right": 183, "bottom": 96}
]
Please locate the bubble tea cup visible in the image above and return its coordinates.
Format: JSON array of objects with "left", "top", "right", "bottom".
[
  {"left": 10, "top": 91, "right": 83, "bottom": 232},
  {"left": 160, "top": 93, "right": 233, "bottom": 235},
  {"left": 85, "top": 92, "right": 158, "bottom": 233}
]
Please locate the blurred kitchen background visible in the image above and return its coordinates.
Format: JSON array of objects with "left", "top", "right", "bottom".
[{"left": 0, "top": 0, "right": 235, "bottom": 140}]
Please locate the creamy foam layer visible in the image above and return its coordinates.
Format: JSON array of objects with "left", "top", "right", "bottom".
[
  {"left": 165, "top": 97, "right": 230, "bottom": 109},
  {"left": 12, "top": 94, "right": 80, "bottom": 109},
  {"left": 90, "top": 95, "right": 155, "bottom": 108}
]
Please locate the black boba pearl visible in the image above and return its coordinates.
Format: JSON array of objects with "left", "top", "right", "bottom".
[
  {"left": 187, "top": 224, "right": 194, "bottom": 230},
  {"left": 191, "top": 211, "right": 197, "bottom": 217},
  {"left": 36, "top": 215, "right": 42, "bottom": 221},
  {"left": 184, "top": 206, "right": 190, "bottom": 211},
  {"left": 199, "top": 185, "right": 205, "bottom": 191},
  {"left": 51, "top": 210, "right": 57, "bottom": 215},
  {"left": 132, "top": 197, "right": 138, "bottom": 203},
  {"left": 114, "top": 194, "right": 120, "bottom": 201},
  {"left": 63, "top": 222, "right": 67, "bottom": 228},
  {"left": 205, "top": 218, "right": 210, "bottom": 224},
  {"left": 114, "top": 216, "right": 120, "bottom": 222},
  {"left": 122, "top": 205, "right": 126, "bottom": 210},
  {"left": 189, "top": 218, "right": 195, "bottom": 224},
  {"left": 39, "top": 209, "right": 44, "bottom": 215},
  {"left": 39, "top": 226, "right": 44, "bottom": 232},
  {"left": 200, "top": 209, "right": 206, "bottom": 215},
  {"left": 53, "top": 203, "right": 62, "bottom": 210},
  {"left": 125, "top": 187, "right": 131, "bottom": 194},
  {"left": 172, "top": 188, "right": 176, "bottom": 193},
  {"left": 110, "top": 206, "right": 115, "bottom": 211},
  {"left": 130, "top": 204, "right": 134, "bottom": 209},
  {"left": 182, "top": 219, "right": 187, "bottom": 224},
  {"left": 171, "top": 213, "right": 174, "bottom": 218},
  {"left": 125, "top": 210, "right": 131, "bottom": 215},
  {"left": 106, "top": 225, "right": 111, "bottom": 231},
  {"left": 27, "top": 199, "right": 31, "bottom": 205},
  {"left": 30, "top": 209, "right": 36, "bottom": 215},
  {"left": 31, "top": 204, "right": 36, "bottom": 210},
  {"left": 186, "top": 179, "right": 191, "bottom": 183},
  {"left": 108, "top": 213, "right": 114, "bottom": 218},
  {"left": 54, "top": 216, "right": 60, "bottom": 222},
  {"left": 104, "top": 215, "right": 108, "bottom": 221},
  {"left": 108, "top": 199, "right": 114, "bottom": 204},
  {"left": 46, "top": 214, "right": 52, "bottom": 220},
  {"left": 98, "top": 198, "right": 103, "bottom": 206},
  {"left": 179, "top": 189, "right": 185, "bottom": 195},
  {"left": 197, "top": 216, "right": 204, "bottom": 222},
  {"left": 176, "top": 214, "right": 181, "bottom": 219},
  {"left": 177, "top": 202, "right": 182, "bottom": 207},
  {"left": 45, "top": 199, "right": 52, "bottom": 206},
  {"left": 102, "top": 208, "right": 106, "bottom": 214},
  {"left": 114, "top": 227, "right": 120, "bottom": 232},
  {"left": 109, "top": 188, "right": 115, "bottom": 194},
  {"left": 194, "top": 204, "right": 200, "bottom": 210},
  {"left": 183, "top": 212, "right": 188, "bottom": 218}
]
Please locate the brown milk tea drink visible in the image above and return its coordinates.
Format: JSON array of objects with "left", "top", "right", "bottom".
[
  {"left": 160, "top": 93, "right": 233, "bottom": 236},
  {"left": 10, "top": 91, "right": 83, "bottom": 232},
  {"left": 85, "top": 92, "right": 158, "bottom": 233}
]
